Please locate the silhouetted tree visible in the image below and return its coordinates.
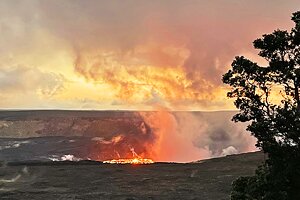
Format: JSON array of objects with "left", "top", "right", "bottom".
[{"left": 223, "top": 11, "right": 300, "bottom": 200}]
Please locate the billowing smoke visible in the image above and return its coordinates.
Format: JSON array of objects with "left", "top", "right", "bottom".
[
  {"left": 60, "top": 0, "right": 295, "bottom": 108},
  {"left": 0, "top": 111, "right": 256, "bottom": 162},
  {"left": 139, "top": 111, "right": 256, "bottom": 162},
  {"left": 82, "top": 110, "right": 256, "bottom": 162},
  {"left": 0, "top": 1, "right": 287, "bottom": 161},
  {"left": 0, "top": 0, "right": 297, "bottom": 109}
]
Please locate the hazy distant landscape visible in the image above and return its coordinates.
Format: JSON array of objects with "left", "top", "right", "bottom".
[
  {"left": 0, "top": 110, "right": 255, "bottom": 163},
  {"left": 0, "top": 110, "right": 236, "bottom": 138}
]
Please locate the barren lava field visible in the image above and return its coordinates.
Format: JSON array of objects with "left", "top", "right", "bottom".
[{"left": 0, "top": 151, "right": 264, "bottom": 200}]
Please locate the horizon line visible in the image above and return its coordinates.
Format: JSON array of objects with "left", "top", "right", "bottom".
[{"left": 0, "top": 108, "right": 238, "bottom": 112}]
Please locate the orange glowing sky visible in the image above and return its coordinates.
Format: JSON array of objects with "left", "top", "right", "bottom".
[{"left": 0, "top": 0, "right": 299, "bottom": 110}]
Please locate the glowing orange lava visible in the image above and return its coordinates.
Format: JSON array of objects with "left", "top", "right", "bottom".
[
  {"left": 103, "top": 158, "right": 154, "bottom": 164},
  {"left": 103, "top": 147, "right": 154, "bottom": 164}
]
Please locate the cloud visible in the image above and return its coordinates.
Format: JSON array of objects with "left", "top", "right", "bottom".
[
  {"left": 0, "top": 0, "right": 299, "bottom": 109},
  {"left": 0, "top": 66, "right": 65, "bottom": 108},
  {"left": 40, "top": 0, "right": 299, "bottom": 106},
  {"left": 221, "top": 146, "right": 238, "bottom": 156},
  {"left": 0, "top": 66, "right": 64, "bottom": 96},
  {"left": 139, "top": 111, "right": 257, "bottom": 162},
  {"left": 191, "top": 112, "right": 256, "bottom": 156}
]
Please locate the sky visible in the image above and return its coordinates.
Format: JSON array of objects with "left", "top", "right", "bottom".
[{"left": 0, "top": 0, "right": 299, "bottom": 110}]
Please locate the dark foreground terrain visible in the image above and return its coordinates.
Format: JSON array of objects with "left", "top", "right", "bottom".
[{"left": 0, "top": 152, "right": 264, "bottom": 200}]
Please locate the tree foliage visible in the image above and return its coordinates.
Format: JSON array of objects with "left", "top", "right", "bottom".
[{"left": 223, "top": 11, "right": 300, "bottom": 199}]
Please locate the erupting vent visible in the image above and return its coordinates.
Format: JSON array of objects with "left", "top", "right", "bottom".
[
  {"left": 103, "top": 147, "right": 154, "bottom": 164},
  {"left": 103, "top": 158, "right": 154, "bottom": 164}
]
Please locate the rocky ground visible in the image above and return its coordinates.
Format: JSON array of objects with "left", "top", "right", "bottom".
[{"left": 0, "top": 151, "right": 264, "bottom": 200}]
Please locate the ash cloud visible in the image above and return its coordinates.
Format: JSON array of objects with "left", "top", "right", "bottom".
[
  {"left": 173, "top": 112, "right": 256, "bottom": 159},
  {"left": 0, "top": 0, "right": 297, "bottom": 108},
  {"left": 139, "top": 111, "right": 256, "bottom": 162},
  {"left": 43, "top": 2, "right": 295, "bottom": 77}
]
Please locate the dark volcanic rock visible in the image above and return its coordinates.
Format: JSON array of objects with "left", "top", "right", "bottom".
[{"left": 0, "top": 152, "right": 264, "bottom": 200}]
